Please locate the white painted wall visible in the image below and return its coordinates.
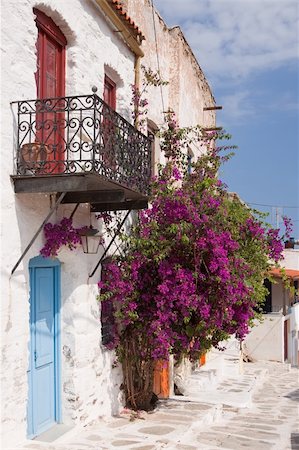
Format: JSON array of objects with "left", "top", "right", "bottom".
[
  {"left": 290, "top": 303, "right": 299, "bottom": 332},
  {"left": 1, "top": 1, "right": 216, "bottom": 448},
  {"left": 289, "top": 303, "right": 299, "bottom": 366},
  {"left": 271, "top": 249, "right": 299, "bottom": 313},
  {"left": 1, "top": 1, "right": 134, "bottom": 447},
  {"left": 279, "top": 249, "right": 299, "bottom": 366},
  {"left": 255, "top": 249, "right": 299, "bottom": 365},
  {"left": 244, "top": 315, "right": 284, "bottom": 362},
  {"left": 282, "top": 249, "right": 299, "bottom": 270}
]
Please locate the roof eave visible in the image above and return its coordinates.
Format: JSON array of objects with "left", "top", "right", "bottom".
[{"left": 93, "top": 0, "right": 144, "bottom": 57}]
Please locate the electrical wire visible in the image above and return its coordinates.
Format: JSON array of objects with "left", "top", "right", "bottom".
[
  {"left": 247, "top": 202, "right": 299, "bottom": 209},
  {"left": 151, "top": 0, "right": 165, "bottom": 113}
]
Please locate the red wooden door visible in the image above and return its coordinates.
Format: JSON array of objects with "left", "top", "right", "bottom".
[
  {"left": 153, "top": 360, "right": 170, "bottom": 399},
  {"left": 34, "top": 9, "right": 66, "bottom": 173},
  {"left": 199, "top": 352, "right": 206, "bottom": 366}
]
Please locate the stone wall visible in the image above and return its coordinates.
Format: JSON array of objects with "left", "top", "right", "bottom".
[
  {"left": 127, "top": 0, "right": 216, "bottom": 160},
  {"left": 1, "top": 1, "right": 134, "bottom": 447}
]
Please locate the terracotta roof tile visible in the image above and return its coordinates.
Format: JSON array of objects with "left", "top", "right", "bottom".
[
  {"left": 270, "top": 268, "right": 299, "bottom": 279},
  {"left": 108, "top": 0, "right": 145, "bottom": 41}
]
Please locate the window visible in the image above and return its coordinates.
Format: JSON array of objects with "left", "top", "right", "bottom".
[
  {"left": 262, "top": 279, "right": 272, "bottom": 313},
  {"left": 187, "top": 148, "right": 194, "bottom": 174},
  {"left": 294, "top": 280, "right": 298, "bottom": 304},
  {"left": 147, "top": 121, "right": 159, "bottom": 177},
  {"left": 103, "top": 75, "right": 116, "bottom": 110},
  {"left": 148, "top": 129, "right": 155, "bottom": 176}
]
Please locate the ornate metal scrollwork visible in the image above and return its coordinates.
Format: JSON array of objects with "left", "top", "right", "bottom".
[{"left": 15, "top": 93, "right": 152, "bottom": 194}]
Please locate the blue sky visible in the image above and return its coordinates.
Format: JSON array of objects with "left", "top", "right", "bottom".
[{"left": 154, "top": 0, "right": 299, "bottom": 237}]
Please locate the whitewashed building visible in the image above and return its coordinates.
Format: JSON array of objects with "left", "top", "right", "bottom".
[
  {"left": 244, "top": 247, "right": 299, "bottom": 365},
  {"left": 1, "top": 0, "right": 216, "bottom": 447}
]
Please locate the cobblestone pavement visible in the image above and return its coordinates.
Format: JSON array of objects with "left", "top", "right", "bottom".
[
  {"left": 194, "top": 362, "right": 299, "bottom": 450},
  {"left": 15, "top": 361, "right": 299, "bottom": 450}
]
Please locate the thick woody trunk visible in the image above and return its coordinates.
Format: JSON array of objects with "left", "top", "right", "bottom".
[{"left": 121, "top": 332, "right": 156, "bottom": 411}]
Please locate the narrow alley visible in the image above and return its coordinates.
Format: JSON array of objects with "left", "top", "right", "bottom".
[{"left": 15, "top": 358, "right": 299, "bottom": 450}]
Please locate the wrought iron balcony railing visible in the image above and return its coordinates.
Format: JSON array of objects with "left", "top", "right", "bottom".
[{"left": 14, "top": 92, "right": 152, "bottom": 195}]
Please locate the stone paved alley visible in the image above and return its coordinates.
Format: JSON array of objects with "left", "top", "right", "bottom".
[{"left": 13, "top": 358, "right": 299, "bottom": 450}]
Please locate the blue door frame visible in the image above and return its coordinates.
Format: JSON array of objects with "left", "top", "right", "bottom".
[{"left": 27, "top": 256, "right": 61, "bottom": 438}]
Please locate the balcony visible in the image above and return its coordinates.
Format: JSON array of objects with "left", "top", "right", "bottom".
[{"left": 11, "top": 92, "right": 152, "bottom": 211}]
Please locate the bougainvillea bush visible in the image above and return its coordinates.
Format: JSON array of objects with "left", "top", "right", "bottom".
[{"left": 98, "top": 113, "right": 289, "bottom": 410}]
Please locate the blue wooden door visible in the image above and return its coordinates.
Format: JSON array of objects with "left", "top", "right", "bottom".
[{"left": 28, "top": 256, "right": 61, "bottom": 438}]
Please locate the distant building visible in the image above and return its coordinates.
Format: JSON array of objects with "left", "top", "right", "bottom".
[{"left": 244, "top": 246, "right": 299, "bottom": 366}]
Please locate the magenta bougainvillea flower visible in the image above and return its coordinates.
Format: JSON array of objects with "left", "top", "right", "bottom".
[
  {"left": 40, "top": 219, "right": 102, "bottom": 257},
  {"left": 40, "top": 217, "right": 82, "bottom": 257}
]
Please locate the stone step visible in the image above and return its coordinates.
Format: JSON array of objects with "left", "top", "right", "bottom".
[
  {"left": 186, "top": 368, "right": 218, "bottom": 390},
  {"left": 183, "top": 363, "right": 270, "bottom": 407},
  {"left": 154, "top": 399, "right": 224, "bottom": 434},
  {"left": 172, "top": 386, "right": 252, "bottom": 408}
]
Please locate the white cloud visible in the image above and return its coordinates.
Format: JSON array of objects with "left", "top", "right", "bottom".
[
  {"left": 154, "top": 0, "right": 299, "bottom": 83},
  {"left": 216, "top": 87, "right": 299, "bottom": 127},
  {"left": 218, "top": 90, "right": 254, "bottom": 121}
]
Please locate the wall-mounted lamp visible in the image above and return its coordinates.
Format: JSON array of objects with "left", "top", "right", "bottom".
[{"left": 79, "top": 227, "right": 103, "bottom": 254}]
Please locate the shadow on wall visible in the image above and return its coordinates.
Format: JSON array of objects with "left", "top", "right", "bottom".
[
  {"left": 60, "top": 245, "right": 124, "bottom": 419},
  {"left": 13, "top": 194, "right": 55, "bottom": 278},
  {"left": 4, "top": 195, "right": 58, "bottom": 340},
  {"left": 284, "top": 388, "right": 299, "bottom": 403},
  {"left": 291, "top": 433, "right": 299, "bottom": 449},
  {"left": 77, "top": 0, "right": 134, "bottom": 123}
]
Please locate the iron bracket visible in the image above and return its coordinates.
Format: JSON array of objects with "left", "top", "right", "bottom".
[
  {"left": 11, "top": 192, "right": 66, "bottom": 275},
  {"left": 89, "top": 207, "right": 132, "bottom": 278}
]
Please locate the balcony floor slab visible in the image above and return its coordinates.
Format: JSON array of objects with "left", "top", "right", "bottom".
[{"left": 11, "top": 173, "right": 148, "bottom": 211}]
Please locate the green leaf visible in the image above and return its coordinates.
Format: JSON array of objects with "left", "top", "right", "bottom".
[{"left": 185, "top": 325, "right": 194, "bottom": 338}]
